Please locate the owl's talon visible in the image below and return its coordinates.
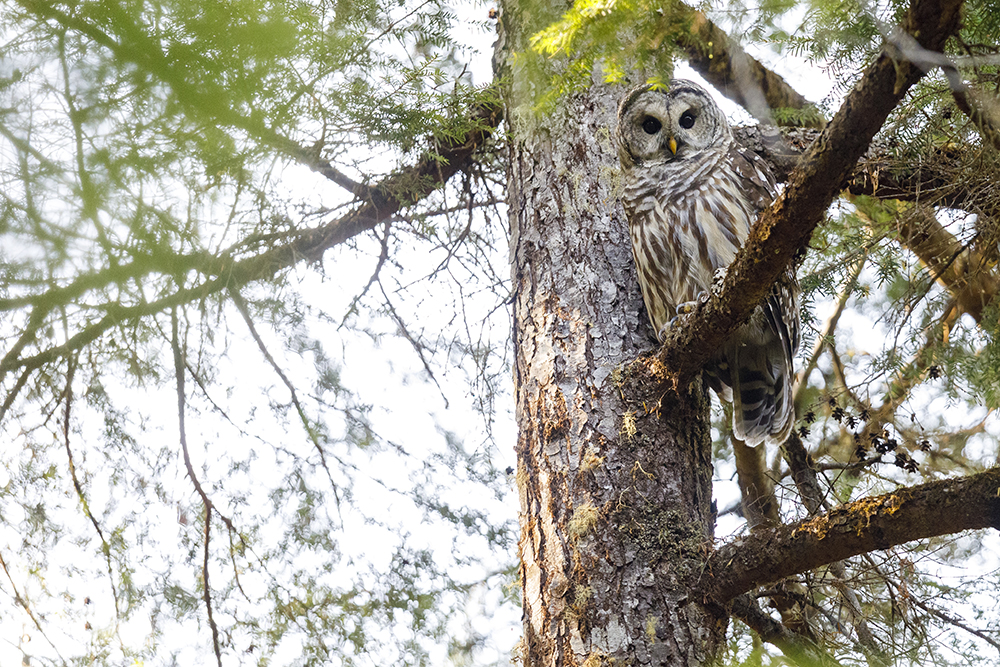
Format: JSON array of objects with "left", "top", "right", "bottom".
[
  {"left": 676, "top": 300, "right": 698, "bottom": 314},
  {"left": 656, "top": 301, "right": 697, "bottom": 341},
  {"left": 711, "top": 268, "right": 728, "bottom": 297},
  {"left": 656, "top": 321, "right": 674, "bottom": 342}
]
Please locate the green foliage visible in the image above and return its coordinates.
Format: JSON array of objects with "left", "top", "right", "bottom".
[
  {"left": 505, "top": 0, "right": 676, "bottom": 113},
  {"left": 2, "top": 0, "right": 1000, "bottom": 663},
  {"left": 0, "top": 0, "right": 515, "bottom": 665}
]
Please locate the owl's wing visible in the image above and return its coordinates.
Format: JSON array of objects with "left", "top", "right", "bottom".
[
  {"left": 729, "top": 144, "right": 800, "bottom": 445},
  {"left": 729, "top": 144, "right": 779, "bottom": 212},
  {"left": 764, "top": 269, "right": 801, "bottom": 358}
]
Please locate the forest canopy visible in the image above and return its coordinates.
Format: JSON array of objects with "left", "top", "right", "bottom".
[{"left": 0, "top": 0, "right": 999, "bottom": 665}]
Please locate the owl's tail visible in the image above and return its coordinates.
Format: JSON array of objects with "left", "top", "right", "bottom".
[{"left": 708, "top": 346, "right": 794, "bottom": 448}]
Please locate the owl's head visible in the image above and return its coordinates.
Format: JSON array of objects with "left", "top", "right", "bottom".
[{"left": 616, "top": 80, "right": 731, "bottom": 169}]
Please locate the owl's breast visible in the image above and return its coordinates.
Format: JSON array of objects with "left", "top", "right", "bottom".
[{"left": 622, "top": 163, "right": 761, "bottom": 333}]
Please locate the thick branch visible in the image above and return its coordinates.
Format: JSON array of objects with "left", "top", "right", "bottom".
[
  {"left": 731, "top": 128, "right": 1000, "bottom": 328},
  {"left": 733, "top": 123, "right": 1000, "bottom": 224},
  {"left": 944, "top": 68, "right": 1000, "bottom": 152},
  {"left": 894, "top": 204, "right": 999, "bottom": 323},
  {"left": 701, "top": 467, "right": 1000, "bottom": 603},
  {"left": 657, "top": 0, "right": 964, "bottom": 384},
  {"left": 733, "top": 438, "right": 780, "bottom": 529}
]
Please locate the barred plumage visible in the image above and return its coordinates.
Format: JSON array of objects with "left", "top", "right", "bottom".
[{"left": 616, "top": 80, "right": 799, "bottom": 447}]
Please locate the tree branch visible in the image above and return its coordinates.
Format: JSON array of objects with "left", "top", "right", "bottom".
[
  {"left": 893, "top": 203, "right": 999, "bottom": 324},
  {"left": 653, "top": 0, "right": 825, "bottom": 128},
  {"left": 700, "top": 466, "right": 1000, "bottom": 603},
  {"left": 61, "top": 352, "right": 124, "bottom": 625},
  {"left": 170, "top": 308, "right": 223, "bottom": 667},
  {"left": 229, "top": 287, "right": 344, "bottom": 512},
  {"left": 656, "top": 0, "right": 965, "bottom": 385},
  {"left": 0, "top": 98, "right": 501, "bottom": 380},
  {"left": 944, "top": 68, "right": 1000, "bottom": 152},
  {"left": 730, "top": 594, "right": 846, "bottom": 667}
]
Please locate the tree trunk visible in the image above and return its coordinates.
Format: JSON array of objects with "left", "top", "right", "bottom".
[{"left": 499, "top": 8, "right": 725, "bottom": 665}]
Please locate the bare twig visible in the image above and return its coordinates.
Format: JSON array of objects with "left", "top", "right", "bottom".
[
  {"left": 900, "top": 581, "right": 1000, "bottom": 653},
  {"left": 378, "top": 283, "right": 450, "bottom": 409},
  {"left": 229, "top": 287, "right": 344, "bottom": 512},
  {"left": 0, "top": 550, "right": 68, "bottom": 665},
  {"left": 60, "top": 352, "right": 124, "bottom": 630},
  {"left": 794, "top": 252, "right": 868, "bottom": 400},
  {"left": 339, "top": 221, "right": 392, "bottom": 329},
  {"left": 171, "top": 308, "right": 223, "bottom": 667}
]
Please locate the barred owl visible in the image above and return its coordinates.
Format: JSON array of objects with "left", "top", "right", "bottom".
[{"left": 615, "top": 79, "right": 799, "bottom": 447}]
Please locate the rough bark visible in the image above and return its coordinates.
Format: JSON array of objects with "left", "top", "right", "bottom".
[
  {"left": 499, "top": 0, "right": 993, "bottom": 663},
  {"left": 501, "top": 0, "right": 727, "bottom": 662},
  {"left": 657, "top": 0, "right": 965, "bottom": 385},
  {"left": 503, "top": 81, "right": 725, "bottom": 666}
]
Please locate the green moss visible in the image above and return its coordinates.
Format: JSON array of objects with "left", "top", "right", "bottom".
[
  {"left": 569, "top": 502, "right": 602, "bottom": 539},
  {"left": 613, "top": 501, "right": 705, "bottom": 567}
]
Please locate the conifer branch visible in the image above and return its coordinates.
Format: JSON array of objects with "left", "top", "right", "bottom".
[
  {"left": 0, "top": 550, "right": 65, "bottom": 663},
  {"left": 729, "top": 129, "right": 1000, "bottom": 331},
  {"left": 662, "top": 4, "right": 999, "bottom": 329},
  {"left": 700, "top": 466, "right": 1000, "bottom": 603},
  {"left": 794, "top": 253, "right": 868, "bottom": 401},
  {"left": 0, "top": 99, "right": 501, "bottom": 379}
]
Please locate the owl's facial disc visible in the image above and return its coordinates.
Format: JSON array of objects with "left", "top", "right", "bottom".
[{"left": 616, "top": 81, "right": 729, "bottom": 167}]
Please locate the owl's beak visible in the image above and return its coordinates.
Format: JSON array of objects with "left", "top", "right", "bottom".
[{"left": 667, "top": 136, "right": 678, "bottom": 155}]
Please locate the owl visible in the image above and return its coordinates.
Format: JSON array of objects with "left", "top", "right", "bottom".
[{"left": 615, "top": 79, "right": 799, "bottom": 447}]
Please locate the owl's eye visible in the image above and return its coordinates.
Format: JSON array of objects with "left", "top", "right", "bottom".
[
  {"left": 679, "top": 110, "right": 696, "bottom": 129},
  {"left": 641, "top": 116, "right": 662, "bottom": 135}
]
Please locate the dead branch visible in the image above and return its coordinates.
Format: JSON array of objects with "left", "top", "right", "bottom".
[
  {"left": 733, "top": 438, "right": 780, "bottom": 529},
  {"left": 201, "top": 503, "right": 222, "bottom": 667},
  {"left": 229, "top": 287, "right": 344, "bottom": 510},
  {"left": 171, "top": 308, "right": 224, "bottom": 667},
  {"left": 60, "top": 352, "right": 124, "bottom": 625}
]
